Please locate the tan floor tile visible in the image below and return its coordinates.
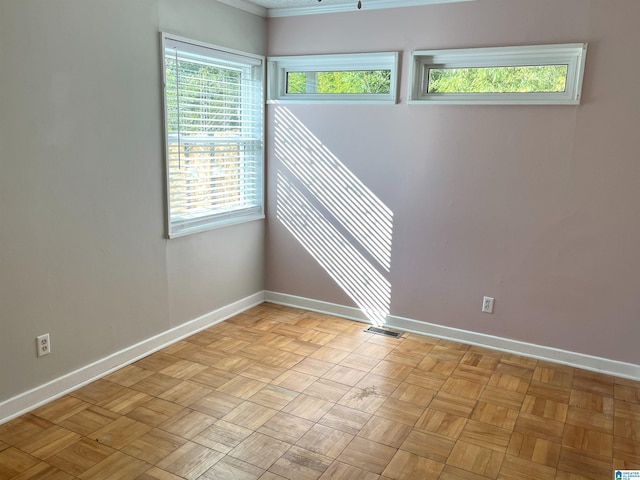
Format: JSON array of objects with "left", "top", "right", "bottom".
[
  {"left": 78, "top": 451, "right": 150, "bottom": 480},
  {"left": 126, "top": 398, "right": 185, "bottom": 427},
  {"left": 91, "top": 416, "right": 152, "bottom": 449},
  {"left": 222, "top": 401, "right": 279, "bottom": 430},
  {"left": 46, "top": 438, "right": 115, "bottom": 477},
  {"left": 71, "top": 379, "right": 126, "bottom": 405},
  {"left": 532, "top": 366, "right": 573, "bottom": 388},
  {"left": 526, "top": 381, "right": 571, "bottom": 404},
  {"left": 304, "top": 379, "right": 353, "bottom": 403},
  {"left": 556, "top": 446, "right": 612, "bottom": 480},
  {"left": 470, "top": 401, "right": 518, "bottom": 430},
  {"left": 189, "top": 390, "right": 243, "bottom": 418},
  {"left": 0, "top": 447, "right": 40, "bottom": 479},
  {"left": 497, "top": 454, "right": 556, "bottom": 480},
  {"left": 425, "top": 392, "right": 476, "bottom": 419},
  {"left": 14, "top": 425, "right": 80, "bottom": 460},
  {"left": 562, "top": 424, "right": 613, "bottom": 457},
  {"left": 323, "top": 365, "right": 369, "bottom": 386},
  {"left": 370, "top": 361, "right": 414, "bottom": 382},
  {"left": 250, "top": 384, "right": 299, "bottom": 410},
  {"left": 513, "top": 412, "right": 565, "bottom": 444},
  {"left": 565, "top": 406, "right": 613, "bottom": 433},
  {"left": 138, "top": 466, "right": 186, "bottom": 480},
  {"left": 337, "top": 437, "right": 396, "bottom": 475},
  {"left": 269, "top": 445, "right": 333, "bottom": 479},
  {"left": 414, "top": 408, "right": 467, "bottom": 439},
  {"left": 241, "top": 363, "right": 288, "bottom": 383},
  {"left": 189, "top": 366, "right": 237, "bottom": 389},
  {"left": 121, "top": 428, "right": 186, "bottom": 464},
  {"left": 354, "top": 343, "right": 396, "bottom": 359},
  {"left": 199, "top": 456, "right": 265, "bottom": 480},
  {"left": 158, "top": 409, "right": 217, "bottom": 439},
  {"left": 374, "top": 398, "right": 423, "bottom": 426},
  {"left": 382, "top": 450, "right": 444, "bottom": 480},
  {"left": 31, "top": 396, "right": 90, "bottom": 424},
  {"left": 229, "top": 432, "right": 292, "bottom": 470},
  {"left": 451, "top": 364, "right": 493, "bottom": 385},
  {"left": 272, "top": 370, "right": 318, "bottom": 392},
  {"left": 403, "top": 369, "right": 447, "bottom": 391},
  {"left": 159, "top": 359, "right": 208, "bottom": 380},
  {"left": 446, "top": 441, "right": 504, "bottom": 479},
  {"left": 283, "top": 394, "right": 334, "bottom": 422},
  {"left": 416, "top": 357, "right": 458, "bottom": 378},
  {"left": 569, "top": 389, "right": 614, "bottom": 414},
  {"left": 97, "top": 388, "right": 153, "bottom": 415},
  {"left": 521, "top": 394, "right": 568, "bottom": 422},
  {"left": 130, "top": 373, "right": 183, "bottom": 397},
  {"left": 157, "top": 380, "right": 212, "bottom": 407},
  {"left": 10, "top": 462, "right": 75, "bottom": 480},
  {"left": 258, "top": 412, "right": 315, "bottom": 444},
  {"left": 217, "top": 375, "right": 269, "bottom": 399},
  {"left": 488, "top": 373, "right": 529, "bottom": 395},
  {"left": 194, "top": 420, "right": 253, "bottom": 453},
  {"left": 310, "top": 346, "right": 351, "bottom": 363},
  {"left": 340, "top": 353, "right": 380, "bottom": 372},
  {"left": 292, "top": 357, "right": 335, "bottom": 376},
  {"left": 297, "top": 424, "right": 354, "bottom": 458},
  {"left": 506, "top": 431, "right": 561, "bottom": 467},
  {"left": 479, "top": 386, "right": 525, "bottom": 411},
  {"left": 441, "top": 377, "right": 485, "bottom": 400},
  {"left": 319, "top": 405, "right": 371, "bottom": 435},
  {"left": 459, "top": 420, "right": 511, "bottom": 452},
  {"left": 339, "top": 385, "right": 388, "bottom": 414},
  {"left": 390, "top": 383, "right": 436, "bottom": 407},
  {"left": 318, "top": 460, "right": 380, "bottom": 480},
  {"left": 400, "top": 430, "right": 455, "bottom": 463},
  {"left": 358, "top": 416, "right": 412, "bottom": 448},
  {"left": 157, "top": 441, "right": 224, "bottom": 479}
]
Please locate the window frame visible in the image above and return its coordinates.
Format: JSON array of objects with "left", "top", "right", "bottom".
[
  {"left": 161, "top": 33, "right": 265, "bottom": 238},
  {"left": 267, "top": 52, "right": 400, "bottom": 104},
  {"left": 409, "top": 43, "right": 588, "bottom": 105}
]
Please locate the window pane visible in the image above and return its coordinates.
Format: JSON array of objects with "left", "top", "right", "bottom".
[
  {"left": 427, "top": 65, "right": 568, "bottom": 94},
  {"left": 286, "top": 70, "right": 391, "bottom": 94},
  {"left": 163, "top": 35, "right": 263, "bottom": 237}
]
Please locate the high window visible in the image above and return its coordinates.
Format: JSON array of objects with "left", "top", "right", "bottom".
[
  {"left": 268, "top": 52, "right": 399, "bottom": 104},
  {"left": 162, "top": 34, "right": 264, "bottom": 238},
  {"left": 409, "top": 43, "right": 587, "bottom": 105}
]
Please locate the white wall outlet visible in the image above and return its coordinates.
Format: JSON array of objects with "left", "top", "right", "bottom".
[
  {"left": 36, "top": 333, "right": 51, "bottom": 357},
  {"left": 482, "top": 296, "right": 495, "bottom": 314}
]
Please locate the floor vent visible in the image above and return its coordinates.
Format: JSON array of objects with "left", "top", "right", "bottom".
[{"left": 364, "top": 326, "right": 402, "bottom": 339}]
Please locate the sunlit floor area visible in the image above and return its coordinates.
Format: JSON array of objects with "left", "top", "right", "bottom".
[{"left": 1, "top": 303, "right": 639, "bottom": 479}]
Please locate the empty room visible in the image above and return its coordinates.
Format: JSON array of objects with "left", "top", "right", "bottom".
[{"left": 0, "top": 0, "right": 638, "bottom": 478}]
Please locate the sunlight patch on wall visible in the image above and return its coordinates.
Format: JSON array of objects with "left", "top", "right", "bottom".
[
  {"left": 274, "top": 107, "right": 393, "bottom": 326},
  {"left": 275, "top": 107, "right": 393, "bottom": 271}
]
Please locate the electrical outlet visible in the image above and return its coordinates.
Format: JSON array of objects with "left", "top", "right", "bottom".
[
  {"left": 36, "top": 334, "right": 51, "bottom": 357},
  {"left": 482, "top": 296, "right": 495, "bottom": 314}
]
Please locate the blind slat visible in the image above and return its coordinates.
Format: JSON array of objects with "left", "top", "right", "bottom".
[{"left": 163, "top": 34, "right": 264, "bottom": 237}]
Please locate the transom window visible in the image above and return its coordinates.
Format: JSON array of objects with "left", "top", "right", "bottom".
[
  {"left": 268, "top": 52, "right": 399, "bottom": 104},
  {"left": 162, "top": 34, "right": 265, "bottom": 237},
  {"left": 409, "top": 43, "right": 587, "bottom": 105}
]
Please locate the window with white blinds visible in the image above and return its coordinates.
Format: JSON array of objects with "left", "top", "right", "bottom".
[{"left": 162, "top": 34, "right": 265, "bottom": 238}]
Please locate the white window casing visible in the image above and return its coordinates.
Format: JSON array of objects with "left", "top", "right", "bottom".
[
  {"left": 268, "top": 52, "right": 400, "bottom": 104},
  {"left": 409, "top": 43, "right": 588, "bottom": 105},
  {"left": 162, "top": 33, "right": 265, "bottom": 238}
]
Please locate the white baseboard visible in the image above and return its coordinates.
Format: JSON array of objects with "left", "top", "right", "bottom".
[
  {"left": 265, "top": 291, "right": 640, "bottom": 381},
  {"left": 0, "top": 291, "right": 265, "bottom": 426}
]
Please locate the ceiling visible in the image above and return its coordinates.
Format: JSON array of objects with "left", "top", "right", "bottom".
[{"left": 217, "top": 0, "right": 472, "bottom": 18}]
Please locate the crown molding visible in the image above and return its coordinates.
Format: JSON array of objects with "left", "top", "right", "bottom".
[
  {"left": 217, "top": 0, "right": 473, "bottom": 18},
  {"left": 215, "top": 0, "right": 268, "bottom": 17}
]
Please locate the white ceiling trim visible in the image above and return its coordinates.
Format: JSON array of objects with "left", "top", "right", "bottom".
[
  {"left": 217, "top": 0, "right": 473, "bottom": 18},
  {"left": 216, "top": 0, "right": 268, "bottom": 17}
]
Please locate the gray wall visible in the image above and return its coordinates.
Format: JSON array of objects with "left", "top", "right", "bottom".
[
  {"left": 0, "top": 0, "right": 265, "bottom": 403},
  {"left": 266, "top": 0, "right": 640, "bottom": 364}
]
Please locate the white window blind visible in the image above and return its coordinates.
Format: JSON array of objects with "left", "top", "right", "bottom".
[{"left": 162, "top": 34, "right": 264, "bottom": 237}]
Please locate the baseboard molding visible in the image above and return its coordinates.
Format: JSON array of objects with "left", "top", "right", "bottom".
[
  {"left": 0, "top": 291, "right": 265, "bottom": 425},
  {"left": 265, "top": 291, "right": 640, "bottom": 381}
]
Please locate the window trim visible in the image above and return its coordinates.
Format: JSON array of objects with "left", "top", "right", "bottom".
[
  {"left": 409, "top": 43, "right": 588, "bottom": 105},
  {"left": 267, "top": 52, "right": 400, "bottom": 104},
  {"left": 161, "top": 33, "right": 265, "bottom": 238}
]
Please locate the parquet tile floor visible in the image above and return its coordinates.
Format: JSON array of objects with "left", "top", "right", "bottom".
[{"left": 1, "top": 303, "right": 639, "bottom": 479}]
